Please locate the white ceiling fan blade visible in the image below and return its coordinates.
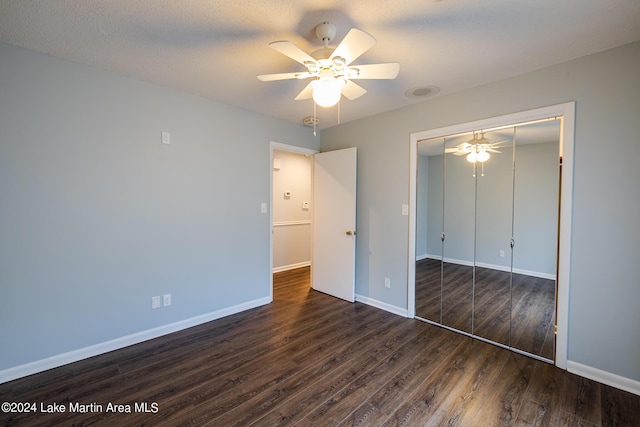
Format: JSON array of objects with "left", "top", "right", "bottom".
[
  {"left": 341, "top": 80, "right": 367, "bottom": 100},
  {"left": 452, "top": 151, "right": 468, "bottom": 156},
  {"left": 348, "top": 63, "right": 400, "bottom": 79},
  {"left": 486, "top": 148, "right": 502, "bottom": 153},
  {"left": 269, "top": 41, "right": 318, "bottom": 66},
  {"left": 294, "top": 81, "right": 315, "bottom": 100},
  {"left": 489, "top": 140, "right": 511, "bottom": 147},
  {"left": 445, "top": 148, "right": 460, "bottom": 153},
  {"left": 257, "top": 71, "right": 310, "bottom": 82},
  {"left": 330, "top": 28, "right": 376, "bottom": 65}
]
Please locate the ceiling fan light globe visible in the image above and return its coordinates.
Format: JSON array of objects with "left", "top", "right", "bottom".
[
  {"left": 466, "top": 152, "right": 477, "bottom": 163},
  {"left": 477, "top": 151, "right": 490, "bottom": 162},
  {"left": 313, "top": 78, "right": 342, "bottom": 107}
]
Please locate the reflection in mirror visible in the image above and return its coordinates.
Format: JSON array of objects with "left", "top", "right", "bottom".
[
  {"left": 441, "top": 136, "right": 475, "bottom": 333},
  {"left": 510, "top": 121, "right": 560, "bottom": 359},
  {"left": 473, "top": 128, "right": 515, "bottom": 347},
  {"left": 415, "top": 138, "right": 444, "bottom": 323},
  {"left": 414, "top": 118, "right": 561, "bottom": 362}
]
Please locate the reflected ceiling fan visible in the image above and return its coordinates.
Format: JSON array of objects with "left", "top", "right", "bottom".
[
  {"left": 257, "top": 22, "right": 400, "bottom": 108},
  {"left": 446, "top": 132, "right": 509, "bottom": 163}
]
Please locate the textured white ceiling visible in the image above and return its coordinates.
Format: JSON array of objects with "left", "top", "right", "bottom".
[{"left": 2, "top": 0, "right": 639, "bottom": 129}]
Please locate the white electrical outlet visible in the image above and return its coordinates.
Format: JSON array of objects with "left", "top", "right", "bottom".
[
  {"left": 260, "top": 202, "right": 268, "bottom": 213},
  {"left": 161, "top": 131, "right": 170, "bottom": 145},
  {"left": 500, "top": 250, "right": 505, "bottom": 257},
  {"left": 163, "top": 294, "right": 171, "bottom": 307},
  {"left": 152, "top": 296, "right": 161, "bottom": 309},
  {"left": 384, "top": 278, "right": 391, "bottom": 288}
]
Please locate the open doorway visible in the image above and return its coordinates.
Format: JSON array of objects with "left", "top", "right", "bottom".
[
  {"left": 269, "top": 142, "right": 358, "bottom": 303},
  {"left": 269, "top": 142, "right": 317, "bottom": 300}
]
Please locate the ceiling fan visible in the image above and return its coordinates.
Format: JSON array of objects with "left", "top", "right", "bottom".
[
  {"left": 446, "top": 132, "right": 509, "bottom": 163},
  {"left": 257, "top": 22, "right": 400, "bottom": 108}
]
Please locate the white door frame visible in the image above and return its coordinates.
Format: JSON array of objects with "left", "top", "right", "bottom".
[
  {"left": 408, "top": 102, "right": 575, "bottom": 369},
  {"left": 269, "top": 141, "right": 318, "bottom": 301}
]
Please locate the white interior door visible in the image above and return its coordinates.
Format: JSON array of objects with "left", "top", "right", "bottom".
[{"left": 312, "top": 147, "right": 357, "bottom": 302}]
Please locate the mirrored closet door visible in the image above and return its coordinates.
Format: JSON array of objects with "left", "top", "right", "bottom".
[
  {"left": 441, "top": 138, "right": 475, "bottom": 334},
  {"left": 472, "top": 128, "right": 514, "bottom": 348},
  {"left": 414, "top": 118, "right": 560, "bottom": 361}
]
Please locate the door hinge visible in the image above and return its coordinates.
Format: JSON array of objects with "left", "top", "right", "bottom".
[{"left": 554, "top": 324, "right": 558, "bottom": 335}]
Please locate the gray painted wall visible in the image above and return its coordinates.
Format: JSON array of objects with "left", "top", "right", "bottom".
[
  {"left": 321, "top": 42, "right": 640, "bottom": 383},
  {"left": 415, "top": 154, "right": 429, "bottom": 258},
  {"left": 0, "top": 43, "right": 318, "bottom": 371},
  {"left": 512, "top": 142, "right": 559, "bottom": 275}
]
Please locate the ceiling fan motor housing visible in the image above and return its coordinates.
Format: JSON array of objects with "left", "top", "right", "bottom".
[{"left": 316, "top": 22, "right": 336, "bottom": 43}]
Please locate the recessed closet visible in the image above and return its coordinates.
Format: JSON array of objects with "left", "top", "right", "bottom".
[{"left": 414, "top": 118, "right": 561, "bottom": 362}]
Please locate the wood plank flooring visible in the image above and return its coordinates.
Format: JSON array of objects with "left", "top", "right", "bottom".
[
  {"left": 1, "top": 266, "right": 639, "bottom": 426},
  {"left": 415, "top": 258, "right": 556, "bottom": 359}
]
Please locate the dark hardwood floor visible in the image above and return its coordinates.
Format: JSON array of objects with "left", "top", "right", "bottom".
[
  {"left": 1, "top": 266, "right": 638, "bottom": 426},
  {"left": 415, "top": 258, "right": 556, "bottom": 359}
]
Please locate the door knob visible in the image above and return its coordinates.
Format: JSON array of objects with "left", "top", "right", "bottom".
[{"left": 346, "top": 230, "right": 356, "bottom": 236}]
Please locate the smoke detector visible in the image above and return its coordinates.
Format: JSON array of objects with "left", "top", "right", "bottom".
[
  {"left": 405, "top": 85, "right": 440, "bottom": 99},
  {"left": 302, "top": 116, "right": 320, "bottom": 127}
]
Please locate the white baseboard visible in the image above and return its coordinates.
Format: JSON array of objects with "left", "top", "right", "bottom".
[
  {"left": 355, "top": 294, "right": 408, "bottom": 318},
  {"left": 0, "top": 296, "right": 272, "bottom": 385},
  {"left": 567, "top": 360, "right": 640, "bottom": 396},
  {"left": 475, "top": 262, "right": 556, "bottom": 280},
  {"left": 272, "top": 261, "right": 311, "bottom": 273},
  {"left": 423, "top": 254, "right": 475, "bottom": 267},
  {"left": 418, "top": 254, "right": 555, "bottom": 280}
]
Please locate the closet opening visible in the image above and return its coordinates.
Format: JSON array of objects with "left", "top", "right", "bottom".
[{"left": 408, "top": 103, "right": 575, "bottom": 367}]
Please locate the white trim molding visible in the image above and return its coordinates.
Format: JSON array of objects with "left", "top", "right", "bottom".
[
  {"left": 273, "top": 220, "right": 312, "bottom": 227},
  {"left": 272, "top": 261, "right": 311, "bottom": 273},
  {"left": 0, "top": 296, "right": 271, "bottom": 385},
  {"left": 567, "top": 361, "right": 640, "bottom": 396},
  {"left": 356, "top": 294, "right": 409, "bottom": 318},
  {"left": 420, "top": 254, "right": 556, "bottom": 280}
]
